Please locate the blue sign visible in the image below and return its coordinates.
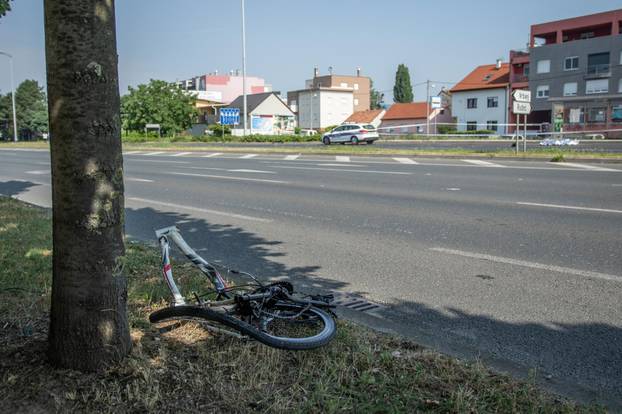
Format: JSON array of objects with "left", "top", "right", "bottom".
[{"left": 220, "top": 108, "right": 240, "bottom": 126}]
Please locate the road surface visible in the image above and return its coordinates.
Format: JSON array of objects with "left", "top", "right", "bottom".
[{"left": 1, "top": 148, "right": 621, "bottom": 408}]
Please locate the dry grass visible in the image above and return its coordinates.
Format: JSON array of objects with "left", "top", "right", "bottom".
[{"left": 0, "top": 197, "right": 604, "bottom": 413}]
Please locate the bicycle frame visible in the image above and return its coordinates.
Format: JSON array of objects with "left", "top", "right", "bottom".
[{"left": 155, "top": 226, "right": 228, "bottom": 306}]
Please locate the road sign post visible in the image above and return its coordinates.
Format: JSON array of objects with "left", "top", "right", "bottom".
[{"left": 512, "top": 90, "right": 532, "bottom": 153}]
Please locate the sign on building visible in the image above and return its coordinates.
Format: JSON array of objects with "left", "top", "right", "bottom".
[
  {"left": 513, "top": 101, "right": 532, "bottom": 115},
  {"left": 220, "top": 108, "right": 240, "bottom": 125},
  {"left": 430, "top": 96, "right": 442, "bottom": 109},
  {"left": 512, "top": 90, "right": 531, "bottom": 103}
]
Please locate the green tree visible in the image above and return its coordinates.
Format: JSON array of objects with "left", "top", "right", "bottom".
[
  {"left": 0, "top": 0, "right": 11, "bottom": 17},
  {"left": 393, "top": 64, "right": 413, "bottom": 103},
  {"left": 121, "top": 80, "right": 198, "bottom": 136},
  {"left": 16, "top": 80, "right": 49, "bottom": 138},
  {"left": 369, "top": 79, "right": 384, "bottom": 109}
]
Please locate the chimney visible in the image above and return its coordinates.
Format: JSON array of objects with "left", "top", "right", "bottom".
[
  {"left": 496, "top": 59, "right": 502, "bottom": 69},
  {"left": 314, "top": 67, "right": 319, "bottom": 78},
  {"left": 356, "top": 67, "right": 361, "bottom": 77},
  {"left": 328, "top": 66, "right": 333, "bottom": 75}
]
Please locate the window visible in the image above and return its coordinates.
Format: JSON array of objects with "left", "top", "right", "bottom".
[
  {"left": 466, "top": 122, "right": 477, "bottom": 131},
  {"left": 586, "top": 79, "right": 609, "bottom": 94},
  {"left": 536, "top": 85, "right": 549, "bottom": 98},
  {"left": 588, "top": 107, "right": 607, "bottom": 123},
  {"left": 612, "top": 105, "right": 622, "bottom": 123},
  {"left": 486, "top": 121, "right": 498, "bottom": 131},
  {"left": 564, "top": 56, "right": 579, "bottom": 71},
  {"left": 340, "top": 82, "right": 348, "bottom": 88},
  {"left": 537, "top": 60, "right": 551, "bottom": 73},
  {"left": 354, "top": 98, "right": 359, "bottom": 106},
  {"left": 563, "top": 82, "right": 578, "bottom": 96},
  {"left": 467, "top": 98, "right": 477, "bottom": 109},
  {"left": 587, "top": 52, "right": 610, "bottom": 74},
  {"left": 619, "top": 79, "right": 622, "bottom": 93},
  {"left": 354, "top": 83, "right": 359, "bottom": 90},
  {"left": 524, "top": 64, "right": 530, "bottom": 76},
  {"left": 487, "top": 96, "right": 498, "bottom": 108},
  {"left": 566, "top": 107, "right": 584, "bottom": 124}
]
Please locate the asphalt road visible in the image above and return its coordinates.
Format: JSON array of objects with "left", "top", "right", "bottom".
[{"left": 1, "top": 149, "right": 621, "bottom": 408}]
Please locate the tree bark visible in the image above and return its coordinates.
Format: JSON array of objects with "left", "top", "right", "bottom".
[{"left": 45, "top": 0, "right": 130, "bottom": 370}]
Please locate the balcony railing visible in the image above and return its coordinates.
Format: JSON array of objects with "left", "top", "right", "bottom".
[
  {"left": 586, "top": 64, "right": 611, "bottom": 78},
  {"left": 511, "top": 74, "right": 529, "bottom": 83}
]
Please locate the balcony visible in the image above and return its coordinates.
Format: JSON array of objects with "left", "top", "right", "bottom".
[
  {"left": 511, "top": 74, "right": 529, "bottom": 84},
  {"left": 585, "top": 64, "right": 611, "bottom": 79}
]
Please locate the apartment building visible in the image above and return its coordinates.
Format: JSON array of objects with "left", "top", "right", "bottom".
[
  {"left": 450, "top": 61, "right": 510, "bottom": 134},
  {"left": 178, "top": 73, "right": 271, "bottom": 104},
  {"left": 528, "top": 9, "right": 622, "bottom": 136}
]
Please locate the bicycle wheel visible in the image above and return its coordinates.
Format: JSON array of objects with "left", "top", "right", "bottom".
[{"left": 149, "top": 303, "right": 336, "bottom": 350}]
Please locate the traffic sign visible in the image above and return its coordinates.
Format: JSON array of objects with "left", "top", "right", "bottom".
[
  {"left": 512, "top": 90, "right": 531, "bottom": 103},
  {"left": 513, "top": 101, "right": 531, "bottom": 115},
  {"left": 430, "top": 96, "right": 442, "bottom": 109},
  {"left": 220, "top": 108, "right": 240, "bottom": 125}
]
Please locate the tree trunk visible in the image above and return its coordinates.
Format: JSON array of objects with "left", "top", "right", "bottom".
[{"left": 45, "top": 0, "right": 130, "bottom": 370}]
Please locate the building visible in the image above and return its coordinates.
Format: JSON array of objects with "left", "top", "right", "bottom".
[
  {"left": 343, "top": 109, "right": 386, "bottom": 128},
  {"left": 287, "top": 68, "right": 371, "bottom": 129},
  {"left": 450, "top": 61, "right": 510, "bottom": 134},
  {"left": 227, "top": 92, "right": 296, "bottom": 135},
  {"left": 508, "top": 49, "right": 531, "bottom": 133},
  {"left": 178, "top": 73, "right": 271, "bottom": 104},
  {"left": 528, "top": 9, "right": 622, "bottom": 136},
  {"left": 379, "top": 102, "right": 453, "bottom": 135}
]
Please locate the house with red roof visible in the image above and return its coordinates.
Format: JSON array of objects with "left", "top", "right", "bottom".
[
  {"left": 450, "top": 60, "right": 510, "bottom": 134},
  {"left": 379, "top": 102, "right": 453, "bottom": 134},
  {"left": 343, "top": 109, "right": 386, "bottom": 127}
]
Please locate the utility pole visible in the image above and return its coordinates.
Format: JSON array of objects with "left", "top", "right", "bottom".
[
  {"left": 426, "top": 80, "right": 430, "bottom": 136},
  {"left": 0, "top": 51, "right": 18, "bottom": 142},
  {"left": 241, "top": 0, "right": 248, "bottom": 136}
]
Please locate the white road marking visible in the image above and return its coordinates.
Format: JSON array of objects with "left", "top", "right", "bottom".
[
  {"left": 393, "top": 157, "right": 418, "bottom": 165},
  {"left": 517, "top": 202, "right": 622, "bottom": 214},
  {"left": 317, "top": 164, "right": 364, "bottom": 167},
  {"left": 172, "top": 152, "right": 192, "bottom": 157},
  {"left": 131, "top": 159, "right": 189, "bottom": 164},
  {"left": 613, "top": 184, "right": 622, "bottom": 187},
  {"left": 123, "top": 151, "right": 142, "bottom": 155},
  {"left": 170, "top": 172, "right": 288, "bottom": 184},
  {"left": 202, "top": 152, "right": 223, "bottom": 158},
  {"left": 272, "top": 165, "right": 411, "bottom": 175},
  {"left": 445, "top": 188, "right": 461, "bottom": 191},
  {"left": 127, "top": 197, "right": 272, "bottom": 223},
  {"left": 25, "top": 170, "right": 49, "bottom": 175},
  {"left": 240, "top": 154, "right": 258, "bottom": 159},
  {"left": 430, "top": 247, "right": 621, "bottom": 283},
  {"left": 284, "top": 154, "right": 300, "bottom": 160},
  {"left": 462, "top": 159, "right": 505, "bottom": 168},
  {"left": 550, "top": 162, "right": 620, "bottom": 172},
  {"left": 144, "top": 151, "right": 165, "bottom": 156},
  {"left": 336, "top": 156, "right": 350, "bottom": 162},
  {"left": 126, "top": 177, "right": 154, "bottom": 183},
  {"left": 228, "top": 169, "right": 275, "bottom": 174}
]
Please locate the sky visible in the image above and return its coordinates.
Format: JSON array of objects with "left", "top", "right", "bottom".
[{"left": 1, "top": 0, "right": 621, "bottom": 102}]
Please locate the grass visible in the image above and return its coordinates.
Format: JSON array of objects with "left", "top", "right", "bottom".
[
  {"left": 1, "top": 139, "right": 621, "bottom": 160},
  {"left": 0, "top": 197, "right": 606, "bottom": 413}
]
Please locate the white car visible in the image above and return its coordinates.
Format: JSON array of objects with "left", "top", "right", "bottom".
[{"left": 322, "top": 124, "right": 379, "bottom": 145}]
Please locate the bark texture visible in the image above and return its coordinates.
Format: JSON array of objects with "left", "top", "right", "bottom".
[{"left": 45, "top": 0, "right": 130, "bottom": 371}]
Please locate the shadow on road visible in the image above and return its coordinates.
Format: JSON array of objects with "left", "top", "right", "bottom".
[{"left": 0, "top": 180, "right": 40, "bottom": 198}]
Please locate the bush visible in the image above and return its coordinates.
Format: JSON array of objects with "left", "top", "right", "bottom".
[
  {"left": 208, "top": 124, "right": 231, "bottom": 136},
  {"left": 437, "top": 125, "right": 457, "bottom": 134},
  {"left": 294, "top": 127, "right": 301, "bottom": 135}
]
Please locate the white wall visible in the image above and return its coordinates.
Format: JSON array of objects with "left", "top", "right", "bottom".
[
  {"left": 451, "top": 88, "right": 508, "bottom": 134},
  {"left": 297, "top": 90, "right": 353, "bottom": 129}
]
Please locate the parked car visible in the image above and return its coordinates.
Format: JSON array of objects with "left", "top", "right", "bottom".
[
  {"left": 539, "top": 138, "right": 579, "bottom": 147},
  {"left": 322, "top": 124, "right": 379, "bottom": 145}
]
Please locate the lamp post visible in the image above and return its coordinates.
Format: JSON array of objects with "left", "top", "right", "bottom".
[
  {"left": 0, "top": 51, "right": 18, "bottom": 142},
  {"left": 241, "top": 0, "right": 248, "bottom": 136}
]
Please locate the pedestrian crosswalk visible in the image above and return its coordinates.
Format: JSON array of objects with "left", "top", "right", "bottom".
[{"left": 120, "top": 151, "right": 621, "bottom": 172}]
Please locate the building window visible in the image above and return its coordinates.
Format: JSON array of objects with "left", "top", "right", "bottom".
[
  {"left": 588, "top": 107, "right": 607, "bottom": 123},
  {"left": 586, "top": 79, "right": 609, "bottom": 94},
  {"left": 563, "top": 82, "right": 578, "bottom": 96},
  {"left": 340, "top": 82, "right": 348, "bottom": 88},
  {"left": 537, "top": 60, "right": 550, "bottom": 74},
  {"left": 486, "top": 121, "right": 498, "bottom": 131},
  {"left": 567, "top": 107, "right": 584, "bottom": 124},
  {"left": 354, "top": 98, "right": 359, "bottom": 106},
  {"left": 619, "top": 79, "right": 622, "bottom": 93},
  {"left": 536, "top": 85, "right": 549, "bottom": 98},
  {"left": 612, "top": 105, "right": 622, "bottom": 123},
  {"left": 564, "top": 56, "right": 579, "bottom": 71},
  {"left": 487, "top": 97, "right": 498, "bottom": 108},
  {"left": 587, "top": 52, "right": 610, "bottom": 75},
  {"left": 467, "top": 98, "right": 477, "bottom": 109},
  {"left": 524, "top": 64, "right": 530, "bottom": 76},
  {"left": 354, "top": 83, "right": 359, "bottom": 90},
  {"left": 466, "top": 122, "right": 477, "bottom": 131}
]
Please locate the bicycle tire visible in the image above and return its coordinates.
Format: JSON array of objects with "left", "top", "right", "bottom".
[{"left": 149, "top": 303, "right": 336, "bottom": 350}]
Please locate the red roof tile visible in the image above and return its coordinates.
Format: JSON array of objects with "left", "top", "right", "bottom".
[
  {"left": 382, "top": 102, "right": 431, "bottom": 121},
  {"left": 450, "top": 63, "right": 510, "bottom": 93},
  {"left": 345, "top": 109, "right": 384, "bottom": 123}
]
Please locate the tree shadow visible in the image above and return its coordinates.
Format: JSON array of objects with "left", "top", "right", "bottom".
[{"left": 0, "top": 180, "right": 40, "bottom": 198}]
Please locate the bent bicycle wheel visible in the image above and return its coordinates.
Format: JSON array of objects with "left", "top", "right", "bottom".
[{"left": 149, "top": 303, "right": 336, "bottom": 350}]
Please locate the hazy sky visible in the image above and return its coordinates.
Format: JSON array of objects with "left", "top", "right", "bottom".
[{"left": 1, "top": 0, "right": 620, "bottom": 101}]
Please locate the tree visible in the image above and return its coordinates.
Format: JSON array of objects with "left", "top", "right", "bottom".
[
  {"left": 0, "top": 0, "right": 11, "bottom": 17},
  {"left": 369, "top": 79, "right": 384, "bottom": 110},
  {"left": 393, "top": 64, "right": 413, "bottom": 103},
  {"left": 45, "top": 0, "right": 130, "bottom": 370},
  {"left": 0, "top": 80, "right": 49, "bottom": 139},
  {"left": 121, "top": 80, "right": 198, "bottom": 136}
]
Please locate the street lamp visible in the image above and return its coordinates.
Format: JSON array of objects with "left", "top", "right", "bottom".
[
  {"left": 241, "top": 0, "right": 248, "bottom": 136},
  {"left": 0, "top": 51, "right": 18, "bottom": 142}
]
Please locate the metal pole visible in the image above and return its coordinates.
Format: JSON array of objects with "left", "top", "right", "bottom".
[
  {"left": 516, "top": 114, "right": 519, "bottom": 154},
  {"left": 309, "top": 93, "right": 313, "bottom": 132},
  {"left": 0, "top": 51, "right": 18, "bottom": 142},
  {"left": 426, "top": 80, "right": 430, "bottom": 136},
  {"left": 524, "top": 114, "right": 527, "bottom": 152},
  {"left": 241, "top": 0, "right": 248, "bottom": 136}
]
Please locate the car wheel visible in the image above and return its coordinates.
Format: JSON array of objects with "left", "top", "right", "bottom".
[
  {"left": 350, "top": 136, "right": 359, "bottom": 145},
  {"left": 322, "top": 137, "right": 331, "bottom": 145},
  {"left": 367, "top": 140, "right": 374, "bottom": 145}
]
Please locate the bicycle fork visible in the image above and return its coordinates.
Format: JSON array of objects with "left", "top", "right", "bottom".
[{"left": 159, "top": 235, "right": 186, "bottom": 306}]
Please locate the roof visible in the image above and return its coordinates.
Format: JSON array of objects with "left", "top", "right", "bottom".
[
  {"left": 450, "top": 63, "right": 510, "bottom": 93},
  {"left": 382, "top": 102, "right": 431, "bottom": 121},
  {"left": 345, "top": 109, "right": 385, "bottom": 124},
  {"left": 228, "top": 92, "right": 281, "bottom": 115}
]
